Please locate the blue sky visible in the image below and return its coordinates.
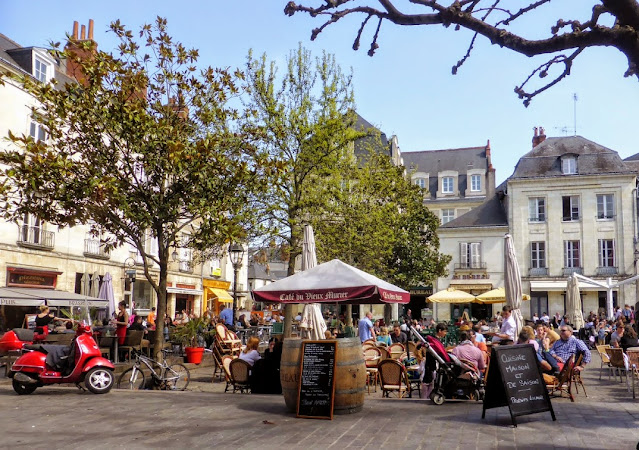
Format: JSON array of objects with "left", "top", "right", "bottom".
[{"left": 2, "top": 1, "right": 638, "bottom": 185}]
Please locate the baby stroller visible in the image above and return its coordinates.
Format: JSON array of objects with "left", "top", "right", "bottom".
[{"left": 410, "top": 327, "right": 484, "bottom": 405}]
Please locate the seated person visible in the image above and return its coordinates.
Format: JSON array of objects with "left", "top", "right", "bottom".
[
  {"left": 535, "top": 322, "right": 560, "bottom": 374},
  {"left": 129, "top": 315, "right": 150, "bottom": 349},
  {"left": 390, "top": 325, "right": 408, "bottom": 345},
  {"left": 239, "top": 336, "right": 261, "bottom": 368},
  {"left": 376, "top": 327, "right": 392, "bottom": 346},
  {"left": 251, "top": 338, "right": 283, "bottom": 394},
  {"left": 450, "top": 331, "right": 486, "bottom": 375},
  {"left": 550, "top": 325, "right": 591, "bottom": 373},
  {"left": 619, "top": 325, "right": 639, "bottom": 352}
]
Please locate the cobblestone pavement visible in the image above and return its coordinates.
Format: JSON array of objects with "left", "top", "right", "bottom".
[{"left": 1, "top": 352, "right": 638, "bottom": 449}]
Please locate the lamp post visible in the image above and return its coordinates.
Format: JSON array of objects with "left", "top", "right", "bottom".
[
  {"left": 229, "top": 243, "right": 245, "bottom": 327},
  {"left": 121, "top": 257, "right": 138, "bottom": 319}
]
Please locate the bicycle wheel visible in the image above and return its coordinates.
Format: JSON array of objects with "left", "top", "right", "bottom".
[
  {"left": 118, "top": 367, "right": 146, "bottom": 390},
  {"left": 165, "top": 364, "right": 190, "bottom": 391}
]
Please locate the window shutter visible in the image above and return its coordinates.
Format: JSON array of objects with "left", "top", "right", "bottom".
[
  {"left": 460, "top": 243, "right": 468, "bottom": 267},
  {"left": 470, "top": 243, "right": 481, "bottom": 267}
]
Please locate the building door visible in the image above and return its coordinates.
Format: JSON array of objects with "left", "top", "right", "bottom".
[
  {"left": 598, "top": 290, "right": 617, "bottom": 316},
  {"left": 530, "top": 292, "right": 548, "bottom": 319}
]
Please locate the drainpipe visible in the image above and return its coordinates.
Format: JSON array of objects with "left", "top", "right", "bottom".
[{"left": 633, "top": 186, "right": 639, "bottom": 317}]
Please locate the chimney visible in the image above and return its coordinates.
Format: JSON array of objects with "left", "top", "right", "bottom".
[
  {"left": 64, "top": 19, "right": 98, "bottom": 86},
  {"left": 485, "top": 140, "right": 495, "bottom": 199},
  {"left": 532, "top": 127, "right": 539, "bottom": 148},
  {"left": 538, "top": 126, "right": 546, "bottom": 145}
]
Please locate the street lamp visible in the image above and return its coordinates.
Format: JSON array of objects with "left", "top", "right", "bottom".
[
  {"left": 229, "top": 243, "right": 245, "bottom": 327},
  {"left": 123, "top": 257, "right": 136, "bottom": 313}
]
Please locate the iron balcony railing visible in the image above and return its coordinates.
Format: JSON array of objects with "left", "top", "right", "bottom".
[
  {"left": 563, "top": 267, "right": 583, "bottom": 276},
  {"left": 529, "top": 267, "right": 548, "bottom": 276},
  {"left": 596, "top": 266, "right": 618, "bottom": 276},
  {"left": 83, "top": 239, "right": 111, "bottom": 260},
  {"left": 17, "top": 225, "right": 54, "bottom": 250},
  {"left": 454, "top": 262, "right": 487, "bottom": 270}
]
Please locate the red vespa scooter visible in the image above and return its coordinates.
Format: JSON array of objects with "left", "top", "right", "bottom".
[{"left": 9, "top": 322, "right": 115, "bottom": 395}]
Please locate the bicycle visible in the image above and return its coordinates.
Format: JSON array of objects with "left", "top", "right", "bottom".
[{"left": 117, "top": 348, "right": 190, "bottom": 391}]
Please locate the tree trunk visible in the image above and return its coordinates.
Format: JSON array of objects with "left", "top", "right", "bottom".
[{"left": 153, "top": 258, "right": 168, "bottom": 361}]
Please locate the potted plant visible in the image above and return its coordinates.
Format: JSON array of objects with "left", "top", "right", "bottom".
[{"left": 173, "top": 317, "right": 211, "bottom": 364}]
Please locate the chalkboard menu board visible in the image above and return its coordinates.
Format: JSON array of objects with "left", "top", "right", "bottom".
[
  {"left": 297, "top": 340, "right": 337, "bottom": 420},
  {"left": 482, "top": 345, "right": 555, "bottom": 427}
]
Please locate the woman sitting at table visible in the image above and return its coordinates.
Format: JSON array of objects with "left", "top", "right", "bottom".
[
  {"left": 239, "top": 336, "right": 261, "bottom": 367},
  {"left": 620, "top": 325, "right": 639, "bottom": 352},
  {"left": 376, "top": 326, "right": 392, "bottom": 346}
]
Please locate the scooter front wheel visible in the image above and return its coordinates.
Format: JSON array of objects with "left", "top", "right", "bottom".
[
  {"left": 85, "top": 367, "right": 114, "bottom": 394},
  {"left": 12, "top": 377, "right": 37, "bottom": 395}
]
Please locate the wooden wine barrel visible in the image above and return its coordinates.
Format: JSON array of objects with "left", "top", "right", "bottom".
[{"left": 280, "top": 337, "right": 366, "bottom": 415}]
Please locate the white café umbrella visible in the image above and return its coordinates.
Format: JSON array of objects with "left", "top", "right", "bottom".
[
  {"left": 80, "top": 273, "right": 90, "bottom": 296},
  {"left": 298, "top": 224, "right": 327, "bottom": 340},
  {"left": 504, "top": 234, "right": 524, "bottom": 339},
  {"left": 566, "top": 274, "right": 584, "bottom": 330}
]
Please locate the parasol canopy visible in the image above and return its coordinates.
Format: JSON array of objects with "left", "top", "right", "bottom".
[
  {"left": 428, "top": 287, "right": 477, "bottom": 304},
  {"left": 252, "top": 259, "right": 409, "bottom": 305},
  {"left": 475, "top": 287, "right": 531, "bottom": 304}
]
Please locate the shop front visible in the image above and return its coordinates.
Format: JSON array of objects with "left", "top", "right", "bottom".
[
  {"left": 167, "top": 283, "right": 203, "bottom": 318},
  {"left": 448, "top": 282, "right": 493, "bottom": 321},
  {"left": 202, "top": 279, "right": 232, "bottom": 316}
]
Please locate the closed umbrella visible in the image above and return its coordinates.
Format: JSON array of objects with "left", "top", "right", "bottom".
[
  {"left": 299, "top": 224, "right": 327, "bottom": 339},
  {"left": 98, "top": 273, "right": 116, "bottom": 317},
  {"left": 90, "top": 271, "right": 100, "bottom": 298},
  {"left": 504, "top": 234, "right": 524, "bottom": 339},
  {"left": 80, "top": 273, "right": 90, "bottom": 296},
  {"left": 566, "top": 274, "right": 584, "bottom": 330}
]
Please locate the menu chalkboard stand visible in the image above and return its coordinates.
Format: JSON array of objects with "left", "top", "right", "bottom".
[
  {"left": 482, "top": 344, "right": 556, "bottom": 427},
  {"left": 297, "top": 340, "right": 337, "bottom": 420}
]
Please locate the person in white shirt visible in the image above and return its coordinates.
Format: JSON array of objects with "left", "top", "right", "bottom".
[
  {"left": 486, "top": 305, "right": 516, "bottom": 344},
  {"left": 239, "top": 336, "right": 261, "bottom": 368},
  {"left": 541, "top": 312, "right": 550, "bottom": 324}
]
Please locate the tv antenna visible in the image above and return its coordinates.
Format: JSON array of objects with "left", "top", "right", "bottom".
[{"left": 553, "top": 93, "right": 578, "bottom": 136}]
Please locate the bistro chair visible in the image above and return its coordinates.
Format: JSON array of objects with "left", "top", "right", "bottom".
[
  {"left": 596, "top": 344, "right": 612, "bottom": 380},
  {"left": 98, "top": 336, "right": 112, "bottom": 361},
  {"left": 215, "top": 323, "right": 241, "bottom": 355},
  {"left": 388, "top": 343, "right": 405, "bottom": 359},
  {"left": 546, "top": 355, "right": 575, "bottom": 402},
  {"left": 228, "top": 358, "right": 251, "bottom": 394},
  {"left": 221, "top": 355, "right": 236, "bottom": 392},
  {"left": 407, "top": 341, "right": 418, "bottom": 358},
  {"left": 377, "top": 346, "right": 389, "bottom": 361},
  {"left": 378, "top": 359, "right": 411, "bottom": 398},
  {"left": 627, "top": 349, "right": 639, "bottom": 399},
  {"left": 571, "top": 354, "right": 587, "bottom": 397},
  {"left": 363, "top": 347, "right": 382, "bottom": 393},
  {"left": 120, "top": 330, "right": 144, "bottom": 362},
  {"left": 606, "top": 347, "right": 630, "bottom": 391}
]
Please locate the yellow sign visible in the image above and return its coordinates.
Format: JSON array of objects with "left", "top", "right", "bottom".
[
  {"left": 211, "top": 267, "right": 222, "bottom": 277},
  {"left": 203, "top": 279, "right": 230, "bottom": 289}
]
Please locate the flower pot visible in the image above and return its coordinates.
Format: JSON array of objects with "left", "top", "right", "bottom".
[{"left": 184, "top": 346, "right": 204, "bottom": 364}]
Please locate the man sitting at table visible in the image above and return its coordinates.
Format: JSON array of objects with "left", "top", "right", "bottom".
[
  {"left": 550, "top": 325, "right": 591, "bottom": 372},
  {"left": 390, "top": 324, "right": 407, "bottom": 345},
  {"left": 450, "top": 331, "right": 485, "bottom": 375}
]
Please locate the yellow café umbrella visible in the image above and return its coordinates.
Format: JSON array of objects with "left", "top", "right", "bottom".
[
  {"left": 475, "top": 287, "right": 530, "bottom": 304},
  {"left": 428, "top": 287, "right": 477, "bottom": 304}
]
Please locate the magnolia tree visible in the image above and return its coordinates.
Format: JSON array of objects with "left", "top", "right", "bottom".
[
  {"left": 0, "top": 18, "right": 269, "bottom": 358},
  {"left": 285, "top": 1, "right": 639, "bottom": 105}
]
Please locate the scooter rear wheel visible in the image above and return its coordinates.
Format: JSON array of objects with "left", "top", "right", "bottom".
[
  {"left": 12, "top": 378, "right": 37, "bottom": 395},
  {"left": 85, "top": 367, "right": 114, "bottom": 394}
]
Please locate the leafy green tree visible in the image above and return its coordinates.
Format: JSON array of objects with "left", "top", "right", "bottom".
[
  {"left": 310, "top": 142, "right": 450, "bottom": 290},
  {"left": 0, "top": 18, "right": 267, "bottom": 357},
  {"left": 243, "top": 44, "right": 363, "bottom": 334}
]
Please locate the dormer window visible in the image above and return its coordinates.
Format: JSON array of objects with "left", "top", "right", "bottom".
[
  {"left": 442, "top": 177, "right": 454, "bottom": 194},
  {"left": 562, "top": 156, "right": 577, "bottom": 175},
  {"left": 414, "top": 178, "right": 426, "bottom": 189},
  {"left": 34, "top": 57, "right": 49, "bottom": 83}
]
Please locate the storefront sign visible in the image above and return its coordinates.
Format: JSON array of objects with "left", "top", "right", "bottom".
[{"left": 7, "top": 267, "right": 62, "bottom": 288}]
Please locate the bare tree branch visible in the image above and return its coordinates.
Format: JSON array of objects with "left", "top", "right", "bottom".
[{"left": 285, "top": 0, "right": 639, "bottom": 104}]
